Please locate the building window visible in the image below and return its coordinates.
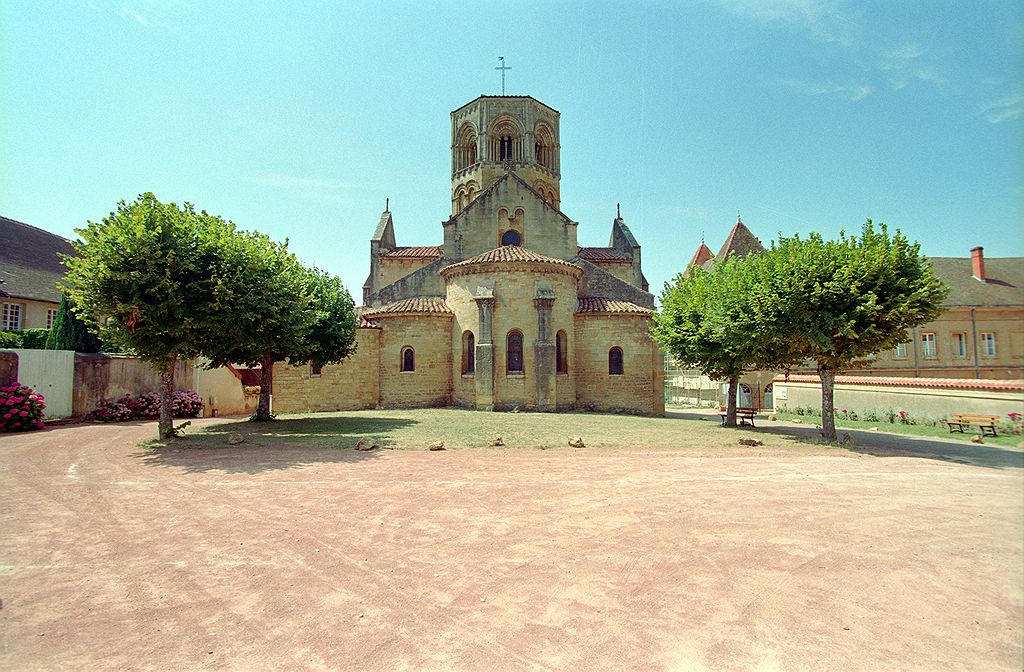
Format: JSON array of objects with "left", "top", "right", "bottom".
[
  {"left": 952, "top": 332, "right": 967, "bottom": 358},
  {"left": 401, "top": 346, "right": 415, "bottom": 372},
  {"left": 46, "top": 308, "right": 58, "bottom": 329},
  {"left": 506, "top": 330, "right": 524, "bottom": 373},
  {"left": 501, "top": 230, "right": 521, "bottom": 247},
  {"left": 893, "top": 342, "right": 908, "bottom": 359},
  {"left": 310, "top": 363, "right": 323, "bottom": 377},
  {"left": 608, "top": 347, "right": 624, "bottom": 375},
  {"left": 556, "top": 330, "right": 567, "bottom": 373},
  {"left": 2, "top": 303, "right": 21, "bottom": 331},
  {"left": 499, "top": 135, "right": 512, "bottom": 160},
  {"left": 462, "top": 331, "right": 475, "bottom": 374},
  {"left": 921, "top": 333, "right": 936, "bottom": 359},
  {"left": 981, "top": 332, "right": 996, "bottom": 357}
]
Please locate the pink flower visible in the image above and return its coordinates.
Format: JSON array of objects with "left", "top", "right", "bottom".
[
  {"left": 19, "top": 411, "right": 28, "bottom": 417},
  {"left": 36, "top": 421, "right": 44, "bottom": 428}
]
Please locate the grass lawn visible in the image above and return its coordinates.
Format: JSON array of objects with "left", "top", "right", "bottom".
[
  {"left": 772, "top": 409, "right": 1024, "bottom": 448},
  {"left": 157, "top": 407, "right": 812, "bottom": 452}
]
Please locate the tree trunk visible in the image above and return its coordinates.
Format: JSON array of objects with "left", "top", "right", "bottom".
[
  {"left": 724, "top": 376, "right": 738, "bottom": 427},
  {"left": 254, "top": 352, "right": 275, "bottom": 421},
  {"left": 819, "top": 364, "right": 837, "bottom": 443},
  {"left": 158, "top": 357, "right": 176, "bottom": 439}
]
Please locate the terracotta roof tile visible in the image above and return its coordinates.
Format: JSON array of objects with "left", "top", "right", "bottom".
[
  {"left": 773, "top": 373, "right": 1024, "bottom": 392},
  {"left": 578, "top": 247, "right": 632, "bottom": 262},
  {"left": 380, "top": 246, "right": 443, "bottom": 259},
  {"left": 362, "top": 297, "right": 452, "bottom": 318},
  {"left": 576, "top": 297, "right": 653, "bottom": 315},
  {"left": 687, "top": 243, "right": 714, "bottom": 270},
  {"left": 441, "top": 246, "right": 582, "bottom": 275},
  {"left": 355, "top": 311, "right": 380, "bottom": 328}
]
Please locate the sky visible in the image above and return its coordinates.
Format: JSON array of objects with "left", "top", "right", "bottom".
[{"left": 2, "top": 0, "right": 1022, "bottom": 303}]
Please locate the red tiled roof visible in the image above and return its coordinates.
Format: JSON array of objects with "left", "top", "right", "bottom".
[
  {"left": 380, "top": 246, "right": 442, "bottom": 259},
  {"left": 356, "top": 312, "right": 380, "bottom": 328},
  {"left": 578, "top": 247, "right": 632, "bottom": 262},
  {"left": 773, "top": 373, "right": 1024, "bottom": 392},
  {"left": 441, "top": 246, "right": 582, "bottom": 275},
  {"left": 717, "top": 220, "right": 765, "bottom": 261},
  {"left": 576, "top": 297, "right": 653, "bottom": 315},
  {"left": 362, "top": 297, "right": 452, "bottom": 318},
  {"left": 687, "top": 243, "right": 714, "bottom": 270}
]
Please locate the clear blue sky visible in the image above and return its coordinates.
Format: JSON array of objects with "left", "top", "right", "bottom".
[{"left": 2, "top": 1, "right": 1021, "bottom": 302}]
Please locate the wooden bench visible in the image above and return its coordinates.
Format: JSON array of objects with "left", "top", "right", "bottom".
[
  {"left": 945, "top": 414, "right": 1000, "bottom": 437},
  {"left": 720, "top": 407, "right": 758, "bottom": 427}
]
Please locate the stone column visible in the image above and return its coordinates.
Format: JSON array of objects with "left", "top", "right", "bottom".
[
  {"left": 473, "top": 292, "right": 496, "bottom": 411},
  {"left": 533, "top": 288, "right": 556, "bottom": 412}
]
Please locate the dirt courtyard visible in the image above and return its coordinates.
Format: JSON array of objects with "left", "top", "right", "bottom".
[{"left": 1, "top": 417, "right": 1022, "bottom": 671}]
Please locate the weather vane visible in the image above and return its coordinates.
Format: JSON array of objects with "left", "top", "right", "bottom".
[{"left": 495, "top": 56, "right": 511, "bottom": 95}]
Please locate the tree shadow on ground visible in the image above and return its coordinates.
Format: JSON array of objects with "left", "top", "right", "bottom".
[
  {"left": 132, "top": 415, "right": 419, "bottom": 474},
  {"left": 667, "top": 410, "right": 1023, "bottom": 470}
]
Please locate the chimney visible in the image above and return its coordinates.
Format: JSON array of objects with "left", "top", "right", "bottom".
[{"left": 971, "top": 246, "right": 986, "bottom": 282}]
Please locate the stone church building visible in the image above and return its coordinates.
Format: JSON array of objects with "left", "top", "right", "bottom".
[{"left": 275, "top": 95, "right": 665, "bottom": 416}]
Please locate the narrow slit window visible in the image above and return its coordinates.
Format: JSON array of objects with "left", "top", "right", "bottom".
[
  {"left": 608, "top": 347, "right": 624, "bottom": 375},
  {"left": 401, "top": 346, "right": 415, "bottom": 372},
  {"left": 507, "top": 330, "right": 524, "bottom": 373}
]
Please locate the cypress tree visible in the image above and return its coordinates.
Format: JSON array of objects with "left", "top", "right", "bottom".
[{"left": 45, "top": 293, "right": 102, "bottom": 352}]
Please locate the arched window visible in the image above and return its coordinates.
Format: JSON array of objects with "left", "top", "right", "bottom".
[
  {"left": 507, "top": 330, "right": 524, "bottom": 373},
  {"left": 401, "top": 346, "right": 415, "bottom": 372},
  {"left": 556, "top": 330, "right": 567, "bottom": 373},
  {"left": 535, "top": 124, "right": 555, "bottom": 169},
  {"left": 608, "top": 347, "right": 623, "bottom": 375},
  {"left": 491, "top": 118, "right": 521, "bottom": 162},
  {"left": 501, "top": 230, "right": 521, "bottom": 247},
  {"left": 456, "top": 124, "right": 477, "bottom": 170},
  {"left": 462, "top": 331, "right": 475, "bottom": 374}
]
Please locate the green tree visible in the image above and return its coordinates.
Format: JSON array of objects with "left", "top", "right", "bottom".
[
  {"left": 758, "top": 221, "right": 948, "bottom": 442},
  {"left": 45, "top": 294, "right": 102, "bottom": 352},
  {"left": 655, "top": 257, "right": 781, "bottom": 426},
  {"left": 64, "top": 193, "right": 243, "bottom": 439},
  {"left": 211, "top": 237, "right": 357, "bottom": 421}
]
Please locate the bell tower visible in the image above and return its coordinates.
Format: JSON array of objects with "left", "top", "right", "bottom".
[{"left": 450, "top": 96, "right": 561, "bottom": 215}]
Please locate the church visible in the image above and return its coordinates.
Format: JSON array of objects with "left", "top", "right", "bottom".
[{"left": 274, "top": 95, "right": 665, "bottom": 416}]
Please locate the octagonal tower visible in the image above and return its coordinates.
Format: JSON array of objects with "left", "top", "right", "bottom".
[{"left": 450, "top": 96, "right": 561, "bottom": 215}]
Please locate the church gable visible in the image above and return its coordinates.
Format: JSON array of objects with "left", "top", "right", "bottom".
[{"left": 442, "top": 172, "right": 578, "bottom": 262}]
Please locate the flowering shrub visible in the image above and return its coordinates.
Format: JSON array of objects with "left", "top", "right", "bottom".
[
  {"left": 1002, "top": 412, "right": 1023, "bottom": 436},
  {"left": 90, "top": 390, "right": 203, "bottom": 423},
  {"left": 129, "top": 392, "right": 162, "bottom": 419},
  {"left": 0, "top": 382, "right": 46, "bottom": 432},
  {"left": 171, "top": 390, "right": 203, "bottom": 418},
  {"left": 91, "top": 396, "right": 132, "bottom": 423}
]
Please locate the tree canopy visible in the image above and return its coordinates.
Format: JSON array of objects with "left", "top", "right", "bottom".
[
  {"left": 65, "top": 193, "right": 255, "bottom": 437},
  {"left": 654, "top": 255, "right": 785, "bottom": 425},
  {"left": 211, "top": 232, "right": 357, "bottom": 421},
  {"left": 756, "top": 221, "right": 948, "bottom": 440}
]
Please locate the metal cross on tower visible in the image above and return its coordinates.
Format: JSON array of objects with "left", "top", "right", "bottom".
[{"left": 495, "top": 56, "right": 511, "bottom": 95}]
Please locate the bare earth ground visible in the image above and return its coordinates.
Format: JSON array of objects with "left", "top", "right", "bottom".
[{"left": 1, "top": 412, "right": 1021, "bottom": 671}]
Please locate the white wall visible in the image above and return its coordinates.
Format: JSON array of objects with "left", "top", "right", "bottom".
[{"left": 11, "top": 349, "right": 75, "bottom": 419}]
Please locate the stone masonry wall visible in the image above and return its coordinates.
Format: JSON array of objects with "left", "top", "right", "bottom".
[
  {"left": 574, "top": 313, "right": 663, "bottom": 416},
  {"left": 378, "top": 314, "right": 453, "bottom": 407},
  {"left": 443, "top": 176, "right": 577, "bottom": 263},
  {"left": 273, "top": 328, "right": 382, "bottom": 414}
]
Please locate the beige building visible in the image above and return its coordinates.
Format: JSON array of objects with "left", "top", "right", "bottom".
[
  {"left": 275, "top": 95, "right": 665, "bottom": 415},
  {"left": 0, "top": 216, "right": 72, "bottom": 332},
  {"left": 868, "top": 247, "right": 1023, "bottom": 379}
]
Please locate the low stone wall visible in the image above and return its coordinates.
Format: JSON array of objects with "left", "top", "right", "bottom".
[{"left": 773, "top": 374, "right": 1024, "bottom": 420}]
